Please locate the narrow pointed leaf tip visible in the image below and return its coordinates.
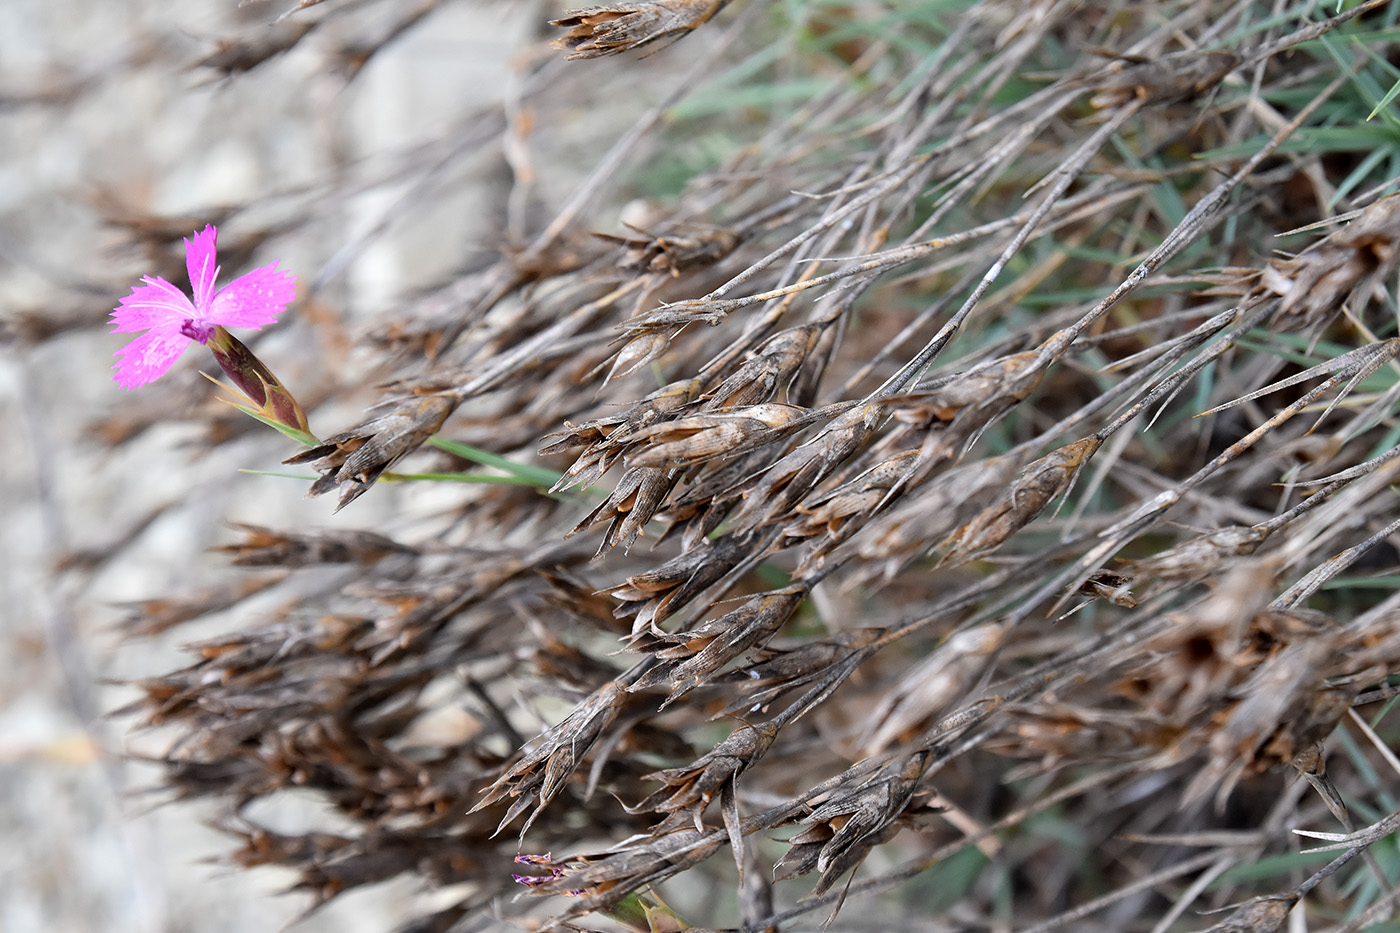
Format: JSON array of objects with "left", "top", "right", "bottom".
[{"left": 110, "top": 224, "right": 297, "bottom": 389}]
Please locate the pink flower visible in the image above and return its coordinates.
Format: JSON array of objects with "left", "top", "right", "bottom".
[{"left": 111, "top": 225, "right": 296, "bottom": 389}]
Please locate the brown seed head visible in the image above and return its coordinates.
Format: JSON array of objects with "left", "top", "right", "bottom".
[
  {"left": 287, "top": 394, "right": 458, "bottom": 509},
  {"left": 626, "top": 403, "right": 811, "bottom": 469},
  {"left": 551, "top": 0, "right": 727, "bottom": 59}
]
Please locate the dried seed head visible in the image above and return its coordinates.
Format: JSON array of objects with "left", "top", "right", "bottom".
[
  {"left": 370, "top": 246, "right": 586, "bottom": 362},
  {"left": 1184, "top": 638, "right": 1343, "bottom": 808},
  {"left": 895, "top": 351, "right": 1040, "bottom": 427},
  {"left": 1076, "top": 569, "right": 1137, "bottom": 607},
  {"left": 1119, "top": 561, "right": 1283, "bottom": 719},
  {"left": 859, "top": 623, "right": 1007, "bottom": 756},
  {"left": 546, "top": 378, "right": 705, "bottom": 487},
  {"left": 114, "top": 575, "right": 285, "bottom": 637},
  {"left": 715, "top": 627, "right": 885, "bottom": 717},
  {"left": 571, "top": 466, "right": 677, "bottom": 554},
  {"left": 783, "top": 449, "right": 919, "bottom": 546},
  {"left": 996, "top": 699, "right": 1148, "bottom": 768},
  {"left": 701, "top": 324, "right": 826, "bottom": 410},
  {"left": 1123, "top": 524, "right": 1270, "bottom": 587},
  {"left": 551, "top": 0, "right": 726, "bottom": 59},
  {"left": 892, "top": 350, "right": 1046, "bottom": 469},
  {"left": 1088, "top": 50, "right": 1238, "bottom": 108},
  {"left": 473, "top": 677, "right": 634, "bottom": 835},
  {"left": 774, "top": 753, "right": 929, "bottom": 896},
  {"left": 604, "top": 530, "right": 761, "bottom": 634},
  {"left": 850, "top": 453, "right": 1022, "bottom": 579},
  {"left": 193, "top": 22, "right": 315, "bottom": 76},
  {"left": 938, "top": 436, "right": 1100, "bottom": 566},
  {"left": 286, "top": 394, "right": 457, "bottom": 509},
  {"left": 732, "top": 401, "right": 886, "bottom": 533},
  {"left": 635, "top": 719, "right": 779, "bottom": 816},
  {"left": 1259, "top": 194, "right": 1400, "bottom": 329},
  {"left": 528, "top": 829, "right": 725, "bottom": 912},
  {"left": 632, "top": 585, "right": 809, "bottom": 701},
  {"left": 605, "top": 332, "right": 671, "bottom": 384},
  {"left": 213, "top": 524, "right": 415, "bottom": 568},
  {"left": 659, "top": 447, "right": 779, "bottom": 550},
  {"left": 1197, "top": 894, "right": 1298, "bottom": 933},
  {"left": 597, "top": 224, "right": 742, "bottom": 276},
  {"left": 625, "top": 403, "right": 811, "bottom": 469}
]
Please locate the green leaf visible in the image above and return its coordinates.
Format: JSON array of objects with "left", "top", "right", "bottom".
[
  {"left": 237, "top": 469, "right": 318, "bottom": 480},
  {"left": 426, "top": 436, "right": 566, "bottom": 488},
  {"left": 381, "top": 471, "right": 541, "bottom": 486}
]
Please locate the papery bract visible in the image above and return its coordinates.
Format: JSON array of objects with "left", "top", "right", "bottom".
[{"left": 110, "top": 225, "right": 296, "bottom": 389}]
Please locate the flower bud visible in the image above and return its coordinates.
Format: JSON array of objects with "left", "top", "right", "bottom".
[{"left": 204, "top": 325, "right": 311, "bottom": 434}]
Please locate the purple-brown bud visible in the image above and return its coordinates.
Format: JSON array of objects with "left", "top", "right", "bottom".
[{"left": 204, "top": 325, "right": 311, "bottom": 434}]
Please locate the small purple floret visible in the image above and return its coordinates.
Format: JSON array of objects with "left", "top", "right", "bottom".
[
  {"left": 110, "top": 225, "right": 296, "bottom": 389},
  {"left": 511, "top": 852, "right": 568, "bottom": 888}
]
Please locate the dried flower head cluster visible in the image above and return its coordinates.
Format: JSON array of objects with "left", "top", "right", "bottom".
[{"left": 68, "top": 0, "right": 1400, "bottom": 931}]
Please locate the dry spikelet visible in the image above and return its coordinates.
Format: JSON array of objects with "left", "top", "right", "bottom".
[
  {"left": 288, "top": 394, "right": 458, "bottom": 509},
  {"left": 604, "top": 331, "right": 671, "bottom": 383},
  {"left": 774, "top": 752, "right": 933, "bottom": 896},
  {"left": 1184, "top": 633, "right": 1358, "bottom": 810},
  {"left": 632, "top": 585, "right": 809, "bottom": 701},
  {"left": 859, "top": 623, "right": 1007, "bottom": 756},
  {"left": 847, "top": 452, "right": 1022, "bottom": 579},
  {"left": 714, "top": 627, "right": 886, "bottom": 717},
  {"left": 212, "top": 523, "right": 415, "bottom": 567},
  {"left": 571, "top": 466, "right": 677, "bottom": 553},
  {"left": 1087, "top": 49, "right": 1238, "bottom": 108},
  {"left": 1123, "top": 609, "right": 1271, "bottom": 731},
  {"left": 732, "top": 400, "right": 886, "bottom": 534},
  {"left": 625, "top": 402, "right": 812, "bottom": 469},
  {"left": 534, "top": 829, "right": 727, "bottom": 915},
  {"left": 1260, "top": 193, "right": 1400, "bottom": 329},
  {"left": 995, "top": 699, "right": 1152, "bottom": 769},
  {"left": 596, "top": 224, "right": 742, "bottom": 276},
  {"left": 658, "top": 447, "right": 779, "bottom": 549},
  {"left": 890, "top": 349, "right": 1046, "bottom": 467},
  {"left": 1075, "top": 569, "right": 1138, "bottom": 608},
  {"left": 1127, "top": 524, "right": 1271, "bottom": 583},
  {"left": 546, "top": 378, "right": 706, "bottom": 487},
  {"left": 1198, "top": 894, "right": 1298, "bottom": 933},
  {"left": 473, "top": 675, "right": 636, "bottom": 834},
  {"left": 392, "top": 234, "right": 599, "bottom": 364},
  {"left": 782, "top": 448, "right": 918, "bottom": 545},
  {"left": 113, "top": 575, "right": 286, "bottom": 637},
  {"left": 193, "top": 22, "right": 316, "bottom": 76},
  {"left": 605, "top": 529, "right": 766, "bottom": 634},
  {"left": 551, "top": 0, "right": 727, "bottom": 59},
  {"left": 700, "top": 323, "right": 828, "bottom": 410},
  {"left": 633, "top": 719, "right": 779, "bottom": 822},
  {"left": 938, "top": 436, "right": 1100, "bottom": 566}
]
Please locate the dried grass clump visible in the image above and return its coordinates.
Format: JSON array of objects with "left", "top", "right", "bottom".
[{"left": 52, "top": 0, "right": 1400, "bottom": 929}]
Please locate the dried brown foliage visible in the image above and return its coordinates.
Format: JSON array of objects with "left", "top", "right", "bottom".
[{"left": 27, "top": 0, "right": 1400, "bottom": 929}]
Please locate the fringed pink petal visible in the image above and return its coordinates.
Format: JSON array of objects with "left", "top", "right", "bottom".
[
  {"left": 208, "top": 262, "right": 297, "bottom": 329},
  {"left": 112, "top": 327, "right": 193, "bottom": 389},
  {"left": 110, "top": 276, "right": 197, "bottom": 333},
  {"left": 185, "top": 225, "right": 221, "bottom": 313}
]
